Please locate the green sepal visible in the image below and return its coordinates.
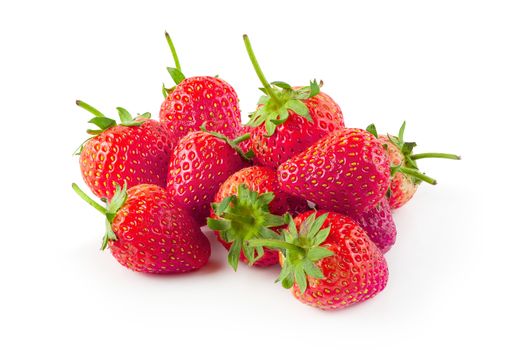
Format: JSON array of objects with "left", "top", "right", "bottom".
[
  {"left": 271, "top": 81, "right": 292, "bottom": 90},
  {"left": 88, "top": 116, "right": 117, "bottom": 131},
  {"left": 167, "top": 67, "right": 185, "bottom": 85},
  {"left": 228, "top": 239, "right": 242, "bottom": 271},
  {"left": 366, "top": 123, "right": 378, "bottom": 138}
]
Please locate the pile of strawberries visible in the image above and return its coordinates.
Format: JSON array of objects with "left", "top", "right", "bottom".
[{"left": 73, "top": 33, "right": 460, "bottom": 311}]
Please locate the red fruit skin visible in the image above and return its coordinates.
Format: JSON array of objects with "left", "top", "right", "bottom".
[
  {"left": 166, "top": 131, "right": 246, "bottom": 225},
  {"left": 236, "top": 125, "right": 254, "bottom": 158},
  {"left": 378, "top": 135, "right": 418, "bottom": 209},
  {"left": 349, "top": 198, "right": 396, "bottom": 254},
  {"left": 278, "top": 128, "right": 391, "bottom": 215},
  {"left": 159, "top": 76, "right": 242, "bottom": 142},
  {"left": 212, "top": 166, "right": 309, "bottom": 267},
  {"left": 80, "top": 119, "right": 173, "bottom": 200},
  {"left": 250, "top": 91, "right": 345, "bottom": 169},
  {"left": 109, "top": 184, "right": 210, "bottom": 273},
  {"left": 287, "top": 211, "right": 388, "bottom": 310}
]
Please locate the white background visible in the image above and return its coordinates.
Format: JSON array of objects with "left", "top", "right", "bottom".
[{"left": 1, "top": 1, "right": 527, "bottom": 349}]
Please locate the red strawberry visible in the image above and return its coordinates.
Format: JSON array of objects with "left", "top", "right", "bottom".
[
  {"left": 366, "top": 122, "right": 461, "bottom": 209},
  {"left": 242, "top": 35, "right": 345, "bottom": 168},
  {"left": 76, "top": 101, "right": 173, "bottom": 200},
  {"left": 159, "top": 32, "right": 242, "bottom": 142},
  {"left": 250, "top": 211, "right": 388, "bottom": 310},
  {"left": 277, "top": 128, "right": 391, "bottom": 215},
  {"left": 166, "top": 127, "right": 251, "bottom": 225},
  {"left": 349, "top": 197, "right": 396, "bottom": 254},
  {"left": 72, "top": 183, "right": 210, "bottom": 273},
  {"left": 207, "top": 166, "right": 309, "bottom": 270}
]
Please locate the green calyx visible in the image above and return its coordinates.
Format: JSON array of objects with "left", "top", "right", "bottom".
[
  {"left": 74, "top": 100, "right": 151, "bottom": 155},
  {"left": 243, "top": 34, "right": 321, "bottom": 136},
  {"left": 72, "top": 183, "right": 128, "bottom": 250},
  {"left": 199, "top": 124, "right": 254, "bottom": 161},
  {"left": 206, "top": 184, "right": 286, "bottom": 271},
  {"left": 366, "top": 121, "right": 461, "bottom": 186},
  {"left": 162, "top": 31, "right": 186, "bottom": 98},
  {"left": 249, "top": 212, "right": 334, "bottom": 294}
]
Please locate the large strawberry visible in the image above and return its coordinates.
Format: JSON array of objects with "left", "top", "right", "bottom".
[
  {"left": 159, "top": 32, "right": 242, "bottom": 142},
  {"left": 207, "top": 166, "right": 309, "bottom": 270},
  {"left": 349, "top": 197, "right": 396, "bottom": 254},
  {"left": 249, "top": 211, "right": 389, "bottom": 310},
  {"left": 366, "top": 122, "right": 461, "bottom": 209},
  {"left": 76, "top": 100, "right": 173, "bottom": 200},
  {"left": 277, "top": 128, "right": 391, "bottom": 215},
  {"left": 242, "top": 35, "right": 345, "bottom": 168},
  {"left": 72, "top": 183, "right": 211, "bottom": 273},
  {"left": 166, "top": 127, "right": 251, "bottom": 225}
]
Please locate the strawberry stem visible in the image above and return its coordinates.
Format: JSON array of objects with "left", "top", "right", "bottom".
[
  {"left": 411, "top": 152, "right": 461, "bottom": 160},
  {"left": 76, "top": 100, "right": 105, "bottom": 118},
  {"left": 243, "top": 34, "right": 280, "bottom": 105},
  {"left": 232, "top": 133, "right": 250, "bottom": 145},
  {"left": 72, "top": 183, "right": 106, "bottom": 215},
  {"left": 165, "top": 31, "right": 182, "bottom": 72},
  {"left": 249, "top": 239, "right": 305, "bottom": 254},
  {"left": 399, "top": 167, "right": 437, "bottom": 185}
]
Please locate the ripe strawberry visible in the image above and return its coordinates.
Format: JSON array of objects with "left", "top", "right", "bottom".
[
  {"left": 72, "top": 183, "right": 211, "bottom": 273},
  {"left": 76, "top": 100, "right": 173, "bottom": 200},
  {"left": 242, "top": 35, "right": 345, "bottom": 168},
  {"left": 166, "top": 127, "right": 251, "bottom": 225},
  {"left": 366, "top": 122, "right": 461, "bottom": 209},
  {"left": 207, "top": 166, "right": 309, "bottom": 270},
  {"left": 277, "top": 128, "right": 391, "bottom": 215},
  {"left": 249, "top": 211, "right": 388, "bottom": 310},
  {"left": 159, "top": 32, "right": 242, "bottom": 142},
  {"left": 349, "top": 197, "right": 396, "bottom": 254}
]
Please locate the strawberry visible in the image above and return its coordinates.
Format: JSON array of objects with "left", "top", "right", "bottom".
[
  {"left": 349, "top": 197, "right": 396, "bottom": 254},
  {"left": 76, "top": 100, "right": 173, "bottom": 200},
  {"left": 366, "top": 122, "right": 461, "bottom": 209},
  {"left": 277, "top": 128, "right": 391, "bottom": 215},
  {"left": 166, "top": 127, "right": 251, "bottom": 225},
  {"left": 72, "top": 183, "right": 211, "bottom": 273},
  {"left": 207, "top": 166, "right": 309, "bottom": 270},
  {"left": 159, "top": 32, "right": 242, "bottom": 142},
  {"left": 242, "top": 35, "right": 345, "bottom": 168},
  {"left": 249, "top": 211, "right": 388, "bottom": 310}
]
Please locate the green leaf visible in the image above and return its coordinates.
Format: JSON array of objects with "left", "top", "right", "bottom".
[
  {"left": 271, "top": 81, "right": 292, "bottom": 90},
  {"left": 303, "top": 260, "right": 324, "bottom": 279},
  {"left": 167, "top": 67, "right": 185, "bottom": 85},
  {"left": 402, "top": 142, "right": 417, "bottom": 156},
  {"left": 265, "top": 120, "right": 277, "bottom": 136},
  {"left": 258, "top": 226, "right": 280, "bottom": 239},
  {"left": 276, "top": 263, "right": 292, "bottom": 283},
  {"left": 366, "top": 124, "right": 378, "bottom": 138},
  {"left": 162, "top": 84, "right": 168, "bottom": 98},
  {"left": 139, "top": 112, "right": 151, "bottom": 120},
  {"left": 285, "top": 99, "right": 309, "bottom": 118},
  {"left": 307, "top": 212, "right": 329, "bottom": 239},
  {"left": 116, "top": 107, "right": 133, "bottom": 124},
  {"left": 228, "top": 239, "right": 242, "bottom": 271},
  {"left": 307, "top": 246, "right": 334, "bottom": 261},
  {"left": 242, "top": 243, "right": 256, "bottom": 265},
  {"left": 281, "top": 271, "right": 295, "bottom": 289},
  {"left": 88, "top": 117, "right": 117, "bottom": 131},
  {"left": 257, "top": 191, "right": 275, "bottom": 205},
  {"left": 398, "top": 121, "right": 407, "bottom": 141},
  {"left": 309, "top": 80, "right": 320, "bottom": 98},
  {"left": 299, "top": 212, "right": 317, "bottom": 236},
  {"left": 262, "top": 213, "right": 286, "bottom": 227},
  {"left": 257, "top": 95, "right": 270, "bottom": 105},
  {"left": 107, "top": 183, "right": 127, "bottom": 215},
  {"left": 206, "top": 218, "right": 231, "bottom": 231},
  {"left": 214, "top": 196, "right": 233, "bottom": 215},
  {"left": 294, "top": 265, "right": 308, "bottom": 294},
  {"left": 312, "top": 226, "right": 331, "bottom": 246}
]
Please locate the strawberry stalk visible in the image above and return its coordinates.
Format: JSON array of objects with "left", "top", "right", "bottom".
[
  {"left": 165, "top": 31, "right": 182, "bottom": 72},
  {"left": 411, "top": 153, "right": 461, "bottom": 160},
  {"left": 162, "top": 32, "right": 186, "bottom": 96},
  {"left": 199, "top": 123, "right": 254, "bottom": 160},
  {"left": 72, "top": 183, "right": 106, "bottom": 215}
]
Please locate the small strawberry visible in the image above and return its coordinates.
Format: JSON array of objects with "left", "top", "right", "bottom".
[
  {"left": 366, "top": 122, "right": 461, "bottom": 209},
  {"left": 166, "top": 126, "right": 251, "bottom": 225},
  {"left": 76, "top": 100, "right": 173, "bottom": 200},
  {"left": 349, "top": 197, "right": 396, "bottom": 254},
  {"left": 242, "top": 35, "right": 345, "bottom": 168},
  {"left": 72, "top": 183, "right": 211, "bottom": 273},
  {"left": 249, "top": 211, "right": 389, "bottom": 310},
  {"left": 207, "top": 166, "right": 309, "bottom": 269},
  {"left": 277, "top": 128, "right": 391, "bottom": 215},
  {"left": 159, "top": 32, "right": 242, "bottom": 142}
]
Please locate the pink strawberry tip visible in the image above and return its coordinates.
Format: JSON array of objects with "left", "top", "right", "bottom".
[
  {"left": 72, "top": 182, "right": 128, "bottom": 250},
  {"left": 366, "top": 121, "right": 461, "bottom": 186},
  {"left": 206, "top": 184, "right": 286, "bottom": 271},
  {"left": 242, "top": 34, "right": 322, "bottom": 137},
  {"left": 162, "top": 31, "right": 185, "bottom": 97},
  {"left": 199, "top": 123, "right": 255, "bottom": 161},
  {"left": 74, "top": 100, "right": 151, "bottom": 155},
  {"left": 248, "top": 212, "right": 334, "bottom": 294}
]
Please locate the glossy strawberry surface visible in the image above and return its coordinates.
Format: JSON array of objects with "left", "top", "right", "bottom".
[
  {"left": 166, "top": 131, "right": 246, "bottom": 225},
  {"left": 287, "top": 211, "right": 388, "bottom": 310},
  {"left": 109, "top": 184, "right": 210, "bottom": 273},
  {"left": 278, "top": 128, "right": 391, "bottom": 215},
  {"left": 212, "top": 166, "right": 309, "bottom": 267},
  {"left": 250, "top": 91, "right": 344, "bottom": 169},
  {"left": 160, "top": 76, "right": 242, "bottom": 142},
  {"left": 350, "top": 197, "right": 397, "bottom": 254},
  {"left": 378, "top": 135, "right": 418, "bottom": 209},
  {"left": 80, "top": 119, "right": 173, "bottom": 200}
]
